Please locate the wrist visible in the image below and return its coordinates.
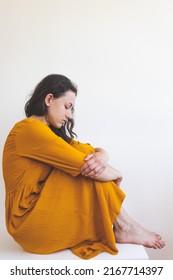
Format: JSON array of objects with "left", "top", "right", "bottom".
[{"left": 95, "top": 147, "right": 109, "bottom": 162}]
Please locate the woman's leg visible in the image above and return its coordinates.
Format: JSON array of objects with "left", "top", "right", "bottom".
[
  {"left": 113, "top": 208, "right": 165, "bottom": 249},
  {"left": 113, "top": 181, "right": 165, "bottom": 249}
]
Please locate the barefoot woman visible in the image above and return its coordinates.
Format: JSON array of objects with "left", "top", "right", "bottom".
[{"left": 2, "top": 74, "right": 165, "bottom": 259}]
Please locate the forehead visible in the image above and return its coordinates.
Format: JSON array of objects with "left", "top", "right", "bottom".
[{"left": 62, "top": 90, "right": 76, "bottom": 104}]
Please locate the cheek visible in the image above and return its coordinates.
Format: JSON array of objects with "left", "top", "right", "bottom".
[
  {"left": 60, "top": 106, "right": 66, "bottom": 116},
  {"left": 51, "top": 106, "right": 64, "bottom": 119}
]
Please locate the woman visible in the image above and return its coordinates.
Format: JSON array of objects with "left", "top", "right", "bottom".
[{"left": 2, "top": 74, "right": 165, "bottom": 259}]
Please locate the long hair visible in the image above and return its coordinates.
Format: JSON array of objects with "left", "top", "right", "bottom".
[{"left": 25, "top": 74, "right": 77, "bottom": 143}]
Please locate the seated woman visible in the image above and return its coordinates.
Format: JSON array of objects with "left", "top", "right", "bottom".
[{"left": 2, "top": 74, "right": 165, "bottom": 259}]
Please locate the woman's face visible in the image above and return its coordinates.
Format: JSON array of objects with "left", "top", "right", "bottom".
[{"left": 45, "top": 90, "right": 76, "bottom": 128}]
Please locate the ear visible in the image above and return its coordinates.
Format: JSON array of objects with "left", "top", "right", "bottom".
[{"left": 45, "top": 93, "right": 53, "bottom": 107}]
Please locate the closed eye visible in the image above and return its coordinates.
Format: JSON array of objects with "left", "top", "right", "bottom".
[{"left": 65, "top": 104, "right": 74, "bottom": 112}]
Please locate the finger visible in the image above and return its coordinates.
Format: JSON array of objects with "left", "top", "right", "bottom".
[
  {"left": 84, "top": 169, "right": 98, "bottom": 178},
  {"left": 84, "top": 153, "right": 94, "bottom": 161},
  {"left": 81, "top": 158, "right": 96, "bottom": 172},
  {"left": 83, "top": 166, "right": 104, "bottom": 178},
  {"left": 89, "top": 168, "right": 105, "bottom": 179},
  {"left": 94, "top": 167, "right": 105, "bottom": 177},
  {"left": 81, "top": 162, "right": 98, "bottom": 175}
]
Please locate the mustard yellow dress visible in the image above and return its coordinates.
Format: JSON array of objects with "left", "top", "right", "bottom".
[{"left": 2, "top": 118, "right": 125, "bottom": 259}]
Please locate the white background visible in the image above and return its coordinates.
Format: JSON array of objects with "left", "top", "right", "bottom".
[{"left": 0, "top": 0, "right": 173, "bottom": 259}]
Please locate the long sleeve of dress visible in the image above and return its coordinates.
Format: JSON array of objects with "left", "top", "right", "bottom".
[{"left": 15, "top": 119, "right": 90, "bottom": 177}]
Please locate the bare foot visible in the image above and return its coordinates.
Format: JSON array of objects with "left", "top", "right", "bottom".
[{"left": 114, "top": 209, "right": 165, "bottom": 249}]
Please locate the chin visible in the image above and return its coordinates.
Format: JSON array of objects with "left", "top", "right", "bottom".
[
  {"left": 56, "top": 123, "right": 63, "bottom": 129},
  {"left": 50, "top": 122, "right": 62, "bottom": 129}
]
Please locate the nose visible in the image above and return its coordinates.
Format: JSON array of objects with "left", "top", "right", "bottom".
[{"left": 66, "top": 109, "right": 73, "bottom": 120}]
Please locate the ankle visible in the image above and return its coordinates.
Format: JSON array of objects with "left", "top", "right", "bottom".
[{"left": 114, "top": 218, "right": 129, "bottom": 232}]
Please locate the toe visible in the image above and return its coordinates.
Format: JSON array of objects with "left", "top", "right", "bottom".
[
  {"left": 156, "top": 240, "right": 165, "bottom": 249},
  {"left": 152, "top": 243, "right": 158, "bottom": 249},
  {"left": 152, "top": 232, "right": 162, "bottom": 239}
]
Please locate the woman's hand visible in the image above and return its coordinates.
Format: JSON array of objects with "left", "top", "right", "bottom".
[{"left": 81, "top": 148, "right": 109, "bottom": 178}]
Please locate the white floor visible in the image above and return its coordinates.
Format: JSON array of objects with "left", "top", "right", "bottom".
[{"left": 0, "top": 223, "right": 148, "bottom": 260}]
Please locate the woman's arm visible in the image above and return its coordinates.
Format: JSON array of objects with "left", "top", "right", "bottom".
[
  {"left": 94, "top": 165, "right": 123, "bottom": 184},
  {"left": 81, "top": 147, "right": 109, "bottom": 177},
  {"left": 81, "top": 147, "right": 123, "bottom": 183}
]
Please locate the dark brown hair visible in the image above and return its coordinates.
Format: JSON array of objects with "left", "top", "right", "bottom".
[{"left": 25, "top": 74, "right": 77, "bottom": 143}]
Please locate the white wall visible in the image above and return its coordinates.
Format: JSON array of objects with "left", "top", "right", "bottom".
[{"left": 0, "top": 0, "right": 173, "bottom": 259}]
